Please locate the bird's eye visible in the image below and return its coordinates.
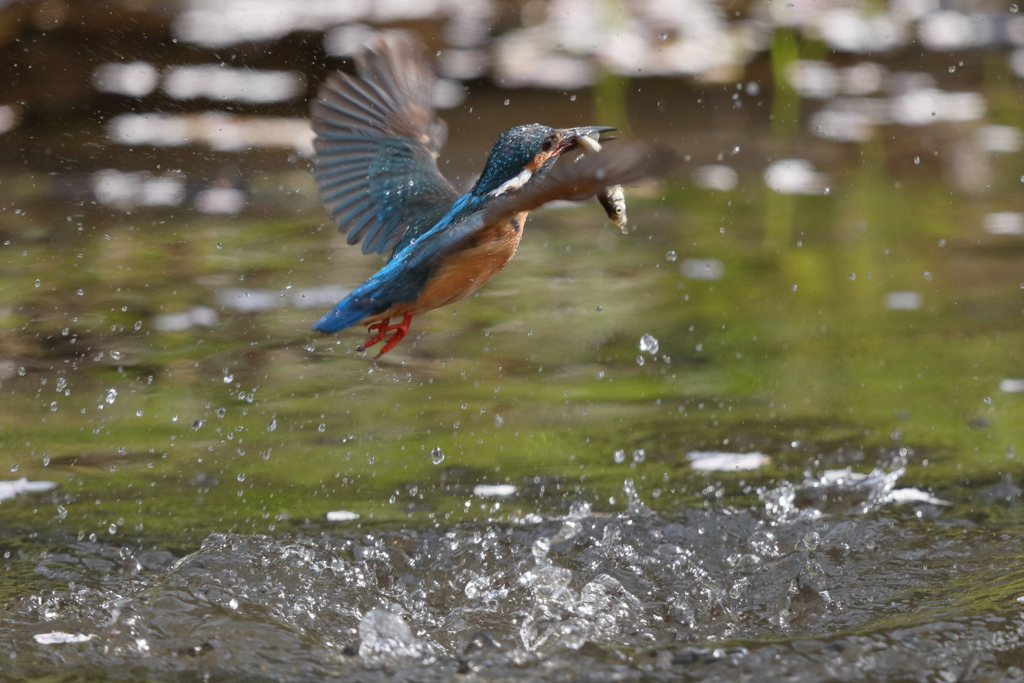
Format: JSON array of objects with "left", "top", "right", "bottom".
[{"left": 541, "top": 136, "right": 556, "bottom": 152}]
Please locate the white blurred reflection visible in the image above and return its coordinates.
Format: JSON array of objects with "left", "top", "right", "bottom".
[
  {"left": 692, "top": 165, "right": 738, "bottom": 191},
  {"left": 163, "top": 66, "right": 305, "bottom": 103},
  {"left": 763, "top": 159, "right": 829, "bottom": 195},
  {"left": 0, "top": 105, "right": 18, "bottom": 134},
  {"left": 680, "top": 258, "right": 725, "bottom": 280},
  {"left": 977, "top": 125, "right": 1024, "bottom": 153},
  {"left": 195, "top": 188, "right": 246, "bottom": 215},
  {"left": 216, "top": 286, "right": 351, "bottom": 312},
  {"left": 884, "top": 291, "right": 923, "bottom": 310},
  {"left": 92, "top": 170, "right": 186, "bottom": 210},
  {"left": 153, "top": 307, "right": 219, "bottom": 332},
  {"left": 173, "top": 0, "right": 370, "bottom": 47},
  {"left": 983, "top": 212, "right": 1024, "bottom": 235},
  {"left": 107, "top": 113, "right": 314, "bottom": 155},
  {"left": 92, "top": 62, "right": 159, "bottom": 97}
]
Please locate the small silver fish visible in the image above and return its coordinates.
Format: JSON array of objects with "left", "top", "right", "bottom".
[
  {"left": 597, "top": 185, "right": 627, "bottom": 229},
  {"left": 575, "top": 133, "right": 628, "bottom": 229},
  {"left": 576, "top": 133, "right": 604, "bottom": 154}
]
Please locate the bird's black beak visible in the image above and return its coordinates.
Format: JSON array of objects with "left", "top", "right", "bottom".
[{"left": 559, "top": 126, "right": 617, "bottom": 155}]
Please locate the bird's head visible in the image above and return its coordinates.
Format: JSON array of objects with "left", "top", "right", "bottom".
[{"left": 471, "top": 124, "right": 616, "bottom": 197}]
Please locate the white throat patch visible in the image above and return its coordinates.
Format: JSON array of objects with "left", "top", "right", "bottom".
[{"left": 489, "top": 168, "right": 533, "bottom": 197}]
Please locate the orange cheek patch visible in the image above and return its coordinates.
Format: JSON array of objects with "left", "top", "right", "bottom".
[{"left": 525, "top": 152, "right": 552, "bottom": 171}]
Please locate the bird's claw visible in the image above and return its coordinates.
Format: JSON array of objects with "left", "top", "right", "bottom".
[{"left": 357, "top": 312, "right": 413, "bottom": 357}]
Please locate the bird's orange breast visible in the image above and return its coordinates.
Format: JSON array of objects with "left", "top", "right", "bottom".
[{"left": 411, "top": 212, "right": 527, "bottom": 314}]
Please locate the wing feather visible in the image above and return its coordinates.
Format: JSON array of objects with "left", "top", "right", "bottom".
[
  {"left": 405, "top": 143, "right": 677, "bottom": 270},
  {"left": 311, "top": 32, "right": 459, "bottom": 256}
]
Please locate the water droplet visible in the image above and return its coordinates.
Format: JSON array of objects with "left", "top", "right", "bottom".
[
  {"left": 494, "top": 414, "right": 504, "bottom": 428},
  {"left": 237, "top": 473, "right": 246, "bottom": 482},
  {"left": 914, "top": 156, "right": 920, "bottom": 165},
  {"left": 134, "top": 321, "right": 142, "bottom": 330},
  {"left": 318, "top": 423, "right": 326, "bottom": 433},
  {"left": 431, "top": 447, "right": 445, "bottom": 465},
  {"left": 267, "top": 418, "right": 277, "bottom": 432},
  {"left": 984, "top": 396, "right": 993, "bottom": 404},
  {"left": 216, "top": 407, "right": 226, "bottom": 418},
  {"left": 569, "top": 94, "right": 576, "bottom": 101},
  {"left": 33, "top": 279, "right": 40, "bottom": 288},
  {"left": 191, "top": 418, "right": 205, "bottom": 431},
  {"left": 9, "top": 464, "right": 17, "bottom": 473},
  {"left": 76, "top": 289, "right": 84, "bottom": 296},
  {"left": 636, "top": 355, "right": 645, "bottom": 366},
  {"left": 632, "top": 448, "right": 646, "bottom": 464},
  {"left": 639, "top": 333, "right": 659, "bottom": 355},
  {"left": 216, "top": 242, "right": 223, "bottom": 249},
  {"left": 108, "top": 524, "right": 117, "bottom": 535},
  {"left": 658, "top": 32, "right": 668, "bottom": 40},
  {"left": 55, "top": 377, "right": 67, "bottom": 392},
  {"left": 223, "top": 373, "right": 234, "bottom": 384},
  {"left": 1012, "top": 3, "right": 1019, "bottom": 11},
  {"left": 56, "top": 504, "right": 66, "bottom": 520},
  {"left": 613, "top": 449, "right": 626, "bottom": 464},
  {"left": 848, "top": 273, "right": 856, "bottom": 280},
  {"left": 665, "top": 250, "right": 677, "bottom": 262},
  {"left": 17, "top": 367, "right": 25, "bottom": 376},
  {"left": 228, "top": 598, "right": 238, "bottom": 609},
  {"left": 136, "top": 410, "right": 143, "bottom": 417},
  {"left": 42, "top": 454, "right": 50, "bottom": 466},
  {"left": 110, "top": 350, "right": 122, "bottom": 360},
  {"left": 503, "top": 99, "right": 510, "bottom": 106},
  {"left": 948, "top": 66, "right": 956, "bottom": 73},
  {"left": 105, "top": 388, "right": 117, "bottom": 404}
]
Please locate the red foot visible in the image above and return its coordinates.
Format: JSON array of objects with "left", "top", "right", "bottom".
[{"left": 356, "top": 312, "right": 413, "bottom": 357}]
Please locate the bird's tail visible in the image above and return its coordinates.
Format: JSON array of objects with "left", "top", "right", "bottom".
[{"left": 312, "top": 296, "right": 382, "bottom": 334}]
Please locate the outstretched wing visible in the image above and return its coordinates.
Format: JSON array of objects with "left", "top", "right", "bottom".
[
  {"left": 311, "top": 32, "right": 460, "bottom": 256},
  {"left": 404, "top": 143, "right": 677, "bottom": 270}
]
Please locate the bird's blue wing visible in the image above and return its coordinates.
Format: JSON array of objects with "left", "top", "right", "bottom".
[
  {"left": 405, "top": 143, "right": 677, "bottom": 270},
  {"left": 311, "top": 33, "right": 459, "bottom": 256}
]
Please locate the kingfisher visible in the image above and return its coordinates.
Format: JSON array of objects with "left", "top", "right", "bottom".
[{"left": 310, "top": 33, "right": 673, "bottom": 356}]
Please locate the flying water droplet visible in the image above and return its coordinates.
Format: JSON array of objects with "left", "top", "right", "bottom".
[
  {"left": 639, "top": 333, "right": 659, "bottom": 355},
  {"left": 665, "top": 250, "right": 677, "bottom": 262},
  {"left": 55, "top": 377, "right": 67, "bottom": 392},
  {"left": 267, "top": 418, "right": 277, "bottom": 432},
  {"left": 110, "top": 350, "right": 122, "bottom": 360},
  {"left": 613, "top": 449, "right": 626, "bottom": 464},
  {"left": 223, "top": 373, "right": 233, "bottom": 383},
  {"left": 632, "top": 449, "right": 646, "bottom": 464},
  {"left": 318, "top": 423, "right": 326, "bottom": 432},
  {"left": 431, "top": 447, "right": 445, "bottom": 465},
  {"left": 105, "top": 388, "right": 117, "bottom": 404},
  {"left": 237, "top": 473, "right": 245, "bottom": 482}
]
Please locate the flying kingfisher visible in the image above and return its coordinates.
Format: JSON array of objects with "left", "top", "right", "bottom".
[{"left": 310, "top": 33, "right": 673, "bottom": 356}]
